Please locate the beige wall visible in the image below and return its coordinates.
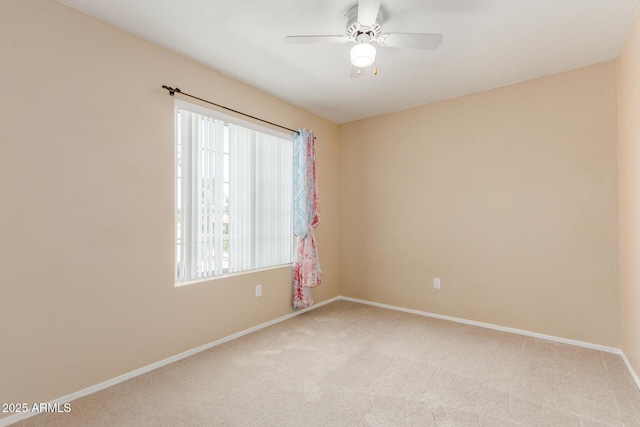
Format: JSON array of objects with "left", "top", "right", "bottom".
[
  {"left": 0, "top": 0, "right": 340, "bottom": 413},
  {"left": 340, "top": 62, "right": 620, "bottom": 347},
  {"left": 617, "top": 10, "right": 640, "bottom": 381}
]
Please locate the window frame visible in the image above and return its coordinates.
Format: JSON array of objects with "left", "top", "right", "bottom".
[{"left": 173, "top": 99, "right": 294, "bottom": 286}]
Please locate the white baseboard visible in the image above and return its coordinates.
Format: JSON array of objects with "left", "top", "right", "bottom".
[
  {"left": 340, "top": 296, "right": 640, "bottom": 391},
  {"left": 620, "top": 351, "right": 640, "bottom": 392},
  {"left": 339, "top": 296, "right": 620, "bottom": 354},
  {"left": 0, "top": 296, "right": 340, "bottom": 427}
]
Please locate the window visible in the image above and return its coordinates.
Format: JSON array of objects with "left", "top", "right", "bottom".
[{"left": 175, "top": 101, "right": 293, "bottom": 283}]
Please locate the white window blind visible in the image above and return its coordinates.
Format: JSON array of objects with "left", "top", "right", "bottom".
[{"left": 175, "top": 103, "right": 293, "bottom": 283}]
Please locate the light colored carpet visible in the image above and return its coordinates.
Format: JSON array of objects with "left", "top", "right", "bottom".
[{"left": 18, "top": 300, "right": 640, "bottom": 426}]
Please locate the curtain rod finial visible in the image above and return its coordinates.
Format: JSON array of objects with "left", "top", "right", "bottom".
[{"left": 162, "top": 85, "right": 181, "bottom": 96}]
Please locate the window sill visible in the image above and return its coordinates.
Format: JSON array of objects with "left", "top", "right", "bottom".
[{"left": 174, "top": 263, "right": 292, "bottom": 288}]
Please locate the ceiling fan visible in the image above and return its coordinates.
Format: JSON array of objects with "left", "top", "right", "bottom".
[{"left": 285, "top": 0, "right": 443, "bottom": 78}]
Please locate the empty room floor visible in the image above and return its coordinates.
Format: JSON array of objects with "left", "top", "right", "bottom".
[{"left": 18, "top": 300, "right": 640, "bottom": 426}]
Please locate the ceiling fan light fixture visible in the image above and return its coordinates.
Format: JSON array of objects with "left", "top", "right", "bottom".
[{"left": 350, "top": 42, "right": 376, "bottom": 68}]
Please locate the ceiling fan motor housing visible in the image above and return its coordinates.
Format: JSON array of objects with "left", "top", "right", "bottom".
[{"left": 345, "top": 5, "right": 383, "bottom": 39}]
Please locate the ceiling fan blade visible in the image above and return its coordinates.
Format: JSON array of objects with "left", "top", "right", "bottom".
[
  {"left": 377, "top": 33, "right": 443, "bottom": 49},
  {"left": 350, "top": 65, "right": 365, "bottom": 79},
  {"left": 357, "top": 0, "right": 382, "bottom": 26},
  {"left": 285, "top": 35, "right": 349, "bottom": 44}
]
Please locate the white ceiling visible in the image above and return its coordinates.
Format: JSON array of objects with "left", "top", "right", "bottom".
[{"left": 59, "top": 0, "right": 640, "bottom": 123}]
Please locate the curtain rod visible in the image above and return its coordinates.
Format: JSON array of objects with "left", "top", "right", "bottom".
[{"left": 162, "top": 85, "right": 299, "bottom": 134}]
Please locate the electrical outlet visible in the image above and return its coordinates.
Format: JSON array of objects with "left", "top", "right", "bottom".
[
  {"left": 255, "top": 284, "right": 262, "bottom": 297},
  {"left": 434, "top": 278, "right": 441, "bottom": 289}
]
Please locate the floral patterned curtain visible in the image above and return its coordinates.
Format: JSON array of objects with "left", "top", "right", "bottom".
[{"left": 292, "top": 129, "right": 321, "bottom": 309}]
